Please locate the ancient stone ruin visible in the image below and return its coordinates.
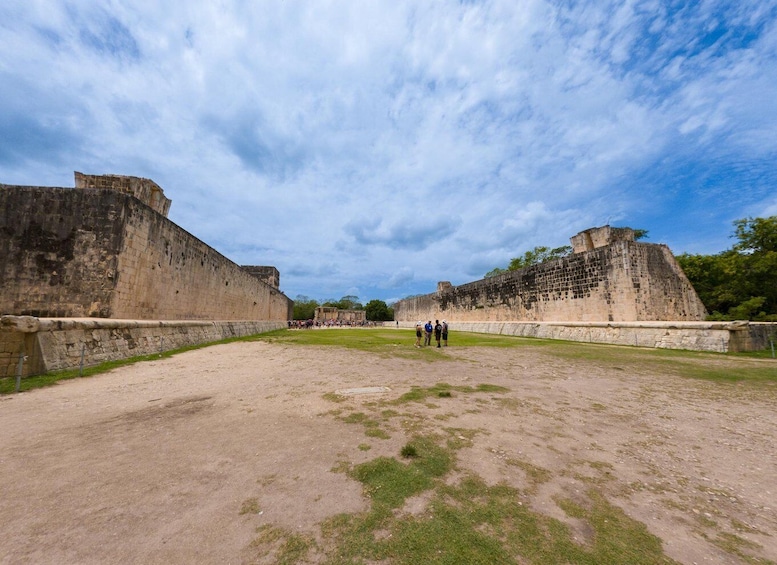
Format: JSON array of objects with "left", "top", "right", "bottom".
[
  {"left": 394, "top": 226, "right": 708, "bottom": 323},
  {"left": 314, "top": 307, "right": 367, "bottom": 324},
  {"left": 1, "top": 173, "right": 292, "bottom": 377},
  {"left": 0, "top": 172, "right": 292, "bottom": 321}
]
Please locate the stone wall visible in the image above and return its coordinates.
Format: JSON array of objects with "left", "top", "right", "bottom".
[
  {"left": 75, "top": 171, "right": 172, "bottom": 216},
  {"left": 0, "top": 186, "right": 125, "bottom": 318},
  {"left": 440, "top": 321, "right": 776, "bottom": 353},
  {"left": 314, "top": 307, "right": 367, "bottom": 322},
  {"left": 1, "top": 315, "right": 286, "bottom": 378},
  {"left": 0, "top": 181, "right": 292, "bottom": 321},
  {"left": 110, "top": 196, "right": 291, "bottom": 320},
  {"left": 392, "top": 320, "right": 777, "bottom": 353},
  {"left": 242, "top": 266, "right": 281, "bottom": 288},
  {"left": 395, "top": 239, "right": 706, "bottom": 323}
]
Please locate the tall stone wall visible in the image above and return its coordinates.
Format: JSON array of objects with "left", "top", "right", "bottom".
[
  {"left": 0, "top": 183, "right": 292, "bottom": 322},
  {"left": 111, "top": 197, "right": 291, "bottom": 320},
  {"left": 0, "top": 186, "right": 125, "bottom": 317},
  {"left": 395, "top": 240, "right": 706, "bottom": 323}
]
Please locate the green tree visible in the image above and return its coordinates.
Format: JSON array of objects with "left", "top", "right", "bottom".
[
  {"left": 323, "top": 295, "right": 363, "bottom": 310},
  {"left": 485, "top": 245, "right": 572, "bottom": 277},
  {"left": 292, "top": 295, "right": 319, "bottom": 320},
  {"left": 507, "top": 245, "right": 573, "bottom": 270},
  {"left": 676, "top": 216, "right": 777, "bottom": 320},
  {"left": 484, "top": 267, "right": 508, "bottom": 278},
  {"left": 365, "top": 299, "right": 393, "bottom": 321}
]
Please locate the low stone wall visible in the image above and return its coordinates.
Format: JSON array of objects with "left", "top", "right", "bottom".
[
  {"left": 396, "top": 320, "right": 777, "bottom": 353},
  {"left": 1, "top": 316, "right": 286, "bottom": 378}
]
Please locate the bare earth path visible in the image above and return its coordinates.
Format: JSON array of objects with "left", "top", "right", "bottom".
[{"left": 1, "top": 339, "right": 775, "bottom": 564}]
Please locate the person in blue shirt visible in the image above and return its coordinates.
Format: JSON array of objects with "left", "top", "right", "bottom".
[{"left": 424, "top": 321, "right": 433, "bottom": 346}]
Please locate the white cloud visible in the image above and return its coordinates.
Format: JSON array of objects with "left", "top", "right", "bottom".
[{"left": 2, "top": 0, "right": 776, "bottom": 301}]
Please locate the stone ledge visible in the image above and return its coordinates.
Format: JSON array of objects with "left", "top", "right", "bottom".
[
  {"left": 1, "top": 317, "right": 287, "bottom": 378},
  {"left": 396, "top": 320, "right": 777, "bottom": 353}
]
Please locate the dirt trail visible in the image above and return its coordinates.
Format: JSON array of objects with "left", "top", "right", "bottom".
[{"left": 1, "top": 341, "right": 775, "bottom": 564}]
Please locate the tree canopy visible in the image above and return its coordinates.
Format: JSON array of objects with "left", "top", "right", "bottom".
[
  {"left": 292, "top": 295, "right": 319, "bottom": 320},
  {"left": 676, "top": 216, "right": 777, "bottom": 321},
  {"left": 322, "top": 295, "right": 363, "bottom": 311},
  {"left": 365, "top": 299, "right": 394, "bottom": 321},
  {"left": 485, "top": 245, "right": 572, "bottom": 278}
]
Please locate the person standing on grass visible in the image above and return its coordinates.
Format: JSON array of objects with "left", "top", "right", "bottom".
[
  {"left": 434, "top": 320, "right": 442, "bottom": 348},
  {"left": 415, "top": 321, "right": 423, "bottom": 348},
  {"left": 442, "top": 320, "right": 448, "bottom": 346},
  {"left": 424, "top": 320, "right": 433, "bottom": 346}
]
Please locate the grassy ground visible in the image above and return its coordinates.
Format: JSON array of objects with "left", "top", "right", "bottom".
[
  {"left": 3, "top": 328, "right": 775, "bottom": 395},
  {"left": 4, "top": 328, "right": 776, "bottom": 563},
  {"left": 255, "top": 328, "right": 777, "bottom": 383}
]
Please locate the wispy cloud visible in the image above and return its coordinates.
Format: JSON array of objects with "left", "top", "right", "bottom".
[{"left": 2, "top": 0, "right": 776, "bottom": 302}]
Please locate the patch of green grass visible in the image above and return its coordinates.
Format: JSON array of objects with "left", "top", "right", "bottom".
[
  {"left": 542, "top": 341, "right": 777, "bottom": 383},
  {"left": 321, "top": 457, "right": 680, "bottom": 565},
  {"left": 707, "top": 531, "right": 771, "bottom": 565},
  {"left": 253, "top": 328, "right": 543, "bottom": 354},
  {"left": 444, "top": 427, "right": 482, "bottom": 450},
  {"left": 340, "top": 411, "right": 392, "bottom": 439},
  {"left": 675, "top": 362, "right": 777, "bottom": 383},
  {"left": 249, "top": 524, "right": 315, "bottom": 564},
  {"left": 365, "top": 427, "right": 391, "bottom": 439},
  {"left": 239, "top": 497, "right": 261, "bottom": 515},
  {"left": 350, "top": 437, "right": 453, "bottom": 509},
  {"left": 505, "top": 458, "right": 553, "bottom": 489},
  {"left": 554, "top": 490, "right": 679, "bottom": 564},
  {"left": 392, "top": 382, "right": 510, "bottom": 404}
]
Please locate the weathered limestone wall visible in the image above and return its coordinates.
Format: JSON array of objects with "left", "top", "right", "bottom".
[
  {"left": 442, "top": 321, "right": 776, "bottom": 353},
  {"left": 0, "top": 186, "right": 125, "bottom": 318},
  {"left": 75, "top": 171, "right": 171, "bottom": 216},
  {"left": 395, "top": 241, "right": 706, "bottom": 323},
  {"left": 392, "top": 320, "right": 777, "bottom": 353},
  {"left": 112, "top": 197, "right": 291, "bottom": 320},
  {"left": 0, "top": 184, "right": 292, "bottom": 321},
  {"left": 242, "top": 266, "right": 281, "bottom": 288},
  {"left": 1, "top": 315, "right": 286, "bottom": 377}
]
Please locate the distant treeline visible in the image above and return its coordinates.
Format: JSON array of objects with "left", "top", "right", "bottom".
[{"left": 292, "top": 295, "right": 394, "bottom": 321}]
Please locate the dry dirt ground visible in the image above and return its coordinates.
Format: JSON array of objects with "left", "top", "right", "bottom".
[{"left": 1, "top": 337, "right": 775, "bottom": 564}]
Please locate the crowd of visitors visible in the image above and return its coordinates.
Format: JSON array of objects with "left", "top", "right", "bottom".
[{"left": 288, "top": 319, "right": 378, "bottom": 329}]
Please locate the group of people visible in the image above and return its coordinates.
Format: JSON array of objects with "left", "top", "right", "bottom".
[{"left": 415, "top": 319, "right": 448, "bottom": 348}]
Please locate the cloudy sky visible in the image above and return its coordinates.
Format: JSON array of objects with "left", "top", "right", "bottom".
[{"left": 2, "top": 1, "right": 777, "bottom": 304}]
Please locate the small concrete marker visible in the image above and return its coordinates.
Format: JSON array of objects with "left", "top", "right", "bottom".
[{"left": 334, "top": 386, "right": 391, "bottom": 396}]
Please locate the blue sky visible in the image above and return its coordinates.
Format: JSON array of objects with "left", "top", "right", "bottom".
[{"left": 2, "top": 1, "right": 777, "bottom": 305}]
